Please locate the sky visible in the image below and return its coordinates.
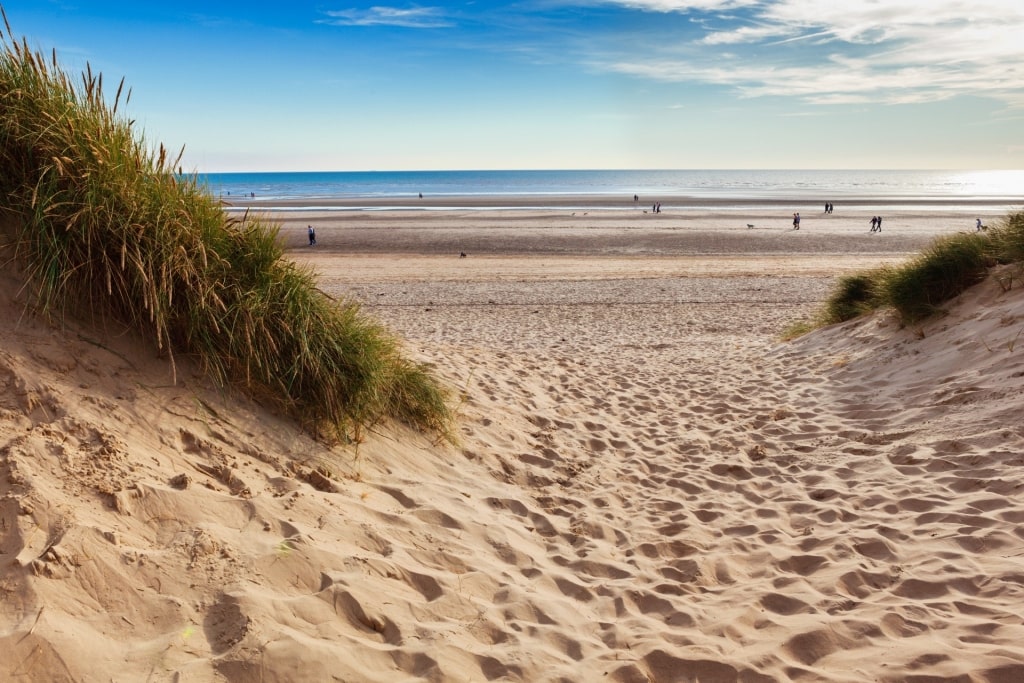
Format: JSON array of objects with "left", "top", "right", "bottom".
[{"left": 4, "top": 0, "right": 1024, "bottom": 172}]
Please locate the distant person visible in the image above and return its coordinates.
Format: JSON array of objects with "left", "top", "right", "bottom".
[
  {"left": 634, "top": 194, "right": 638, "bottom": 203},
  {"left": 419, "top": 192, "right": 423, "bottom": 199},
  {"left": 976, "top": 218, "right": 986, "bottom": 231},
  {"left": 876, "top": 216, "right": 882, "bottom": 232},
  {"left": 308, "top": 225, "right": 316, "bottom": 246},
  {"left": 870, "top": 216, "right": 878, "bottom": 232},
  {"left": 793, "top": 212, "right": 800, "bottom": 230}
]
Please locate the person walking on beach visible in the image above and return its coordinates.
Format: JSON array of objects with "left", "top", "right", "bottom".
[
  {"left": 869, "top": 216, "right": 878, "bottom": 232},
  {"left": 793, "top": 212, "right": 801, "bottom": 230},
  {"left": 308, "top": 225, "right": 317, "bottom": 246},
  {"left": 876, "top": 216, "right": 882, "bottom": 232},
  {"left": 976, "top": 218, "right": 986, "bottom": 231}
]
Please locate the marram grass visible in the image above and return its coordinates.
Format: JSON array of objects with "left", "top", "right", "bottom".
[
  {"left": 0, "top": 15, "right": 452, "bottom": 442},
  {"left": 880, "top": 231, "right": 993, "bottom": 323},
  {"left": 820, "top": 270, "right": 887, "bottom": 325},
  {"left": 791, "top": 211, "right": 1024, "bottom": 336}
]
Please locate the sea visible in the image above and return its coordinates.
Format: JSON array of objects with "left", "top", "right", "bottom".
[{"left": 194, "top": 169, "right": 1024, "bottom": 211}]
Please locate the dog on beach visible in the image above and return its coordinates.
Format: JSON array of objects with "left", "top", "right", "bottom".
[
  {"left": 460, "top": 252, "right": 467, "bottom": 258},
  {"left": 747, "top": 224, "right": 755, "bottom": 229}
]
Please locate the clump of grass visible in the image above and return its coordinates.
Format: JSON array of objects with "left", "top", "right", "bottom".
[
  {"left": 781, "top": 269, "right": 887, "bottom": 339},
  {"left": 0, "top": 14, "right": 452, "bottom": 441},
  {"left": 879, "top": 231, "right": 992, "bottom": 324},
  {"left": 792, "top": 211, "right": 1024, "bottom": 338},
  {"left": 988, "top": 210, "right": 1024, "bottom": 265},
  {"left": 779, "top": 318, "right": 818, "bottom": 342},
  {"left": 820, "top": 270, "right": 887, "bottom": 324}
]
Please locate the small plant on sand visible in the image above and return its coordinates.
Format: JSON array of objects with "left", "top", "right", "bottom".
[
  {"left": 779, "top": 318, "right": 817, "bottom": 341},
  {"left": 0, "top": 14, "right": 452, "bottom": 442},
  {"left": 1007, "top": 326, "right": 1024, "bottom": 353}
]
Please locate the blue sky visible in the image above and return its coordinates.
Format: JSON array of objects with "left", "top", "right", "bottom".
[{"left": 5, "top": 0, "right": 1023, "bottom": 171}]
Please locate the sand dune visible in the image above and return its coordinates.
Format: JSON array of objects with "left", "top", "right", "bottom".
[{"left": 3, "top": 209, "right": 1024, "bottom": 682}]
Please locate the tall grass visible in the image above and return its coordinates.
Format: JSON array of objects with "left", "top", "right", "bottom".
[
  {"left": 988, "top": 210, "right": 1024, "bottom": 265},
  {"left": 0, "top": 14, "right": 452, "bottom": 441},
  {"left": 880, "top": 231, "right": 992, "bottom": 323},
  {"left": 819, "top": 271, "right": 887, "bottom": 324},
  {"left": 797, "top": 212, "right": 1023, "bottom": 334}
]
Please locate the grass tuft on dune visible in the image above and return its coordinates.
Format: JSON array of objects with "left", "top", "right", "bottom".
[
  {"left": 0, "top": 13, "right": 452, "bottom": 441},
  {"left": 790, "top": 210, "right": 1024, "bottom": 336}
]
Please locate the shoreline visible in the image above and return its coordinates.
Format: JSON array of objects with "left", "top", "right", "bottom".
[{"left": 222, "top": 193, "right": 1022, "bottom": 212}]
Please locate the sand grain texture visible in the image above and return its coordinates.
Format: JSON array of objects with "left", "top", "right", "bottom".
[{"left": 2, "top": 207, "right": 1024, "bottom": 682}]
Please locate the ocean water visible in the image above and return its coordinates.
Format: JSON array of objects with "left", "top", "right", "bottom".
[{"left": 195, "top": 169, "right": 1024, "bottom": 206}]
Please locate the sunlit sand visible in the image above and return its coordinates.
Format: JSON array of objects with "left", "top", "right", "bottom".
[{"left": 4, "top": 200, "right": 1024, "bottom": 681}]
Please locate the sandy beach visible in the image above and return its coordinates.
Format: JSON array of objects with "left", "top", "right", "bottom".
[{"left": 3, "top": 200, "right": 1024, "bottom": 682}]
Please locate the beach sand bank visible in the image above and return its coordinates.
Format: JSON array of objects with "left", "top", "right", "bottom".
[{"left": 3, "top": 204, "right": 1024, "bottom": 681}]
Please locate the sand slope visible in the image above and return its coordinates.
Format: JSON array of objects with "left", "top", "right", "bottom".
[{"left": 3, "top": 237, "right": 1024, "bottom": 681}]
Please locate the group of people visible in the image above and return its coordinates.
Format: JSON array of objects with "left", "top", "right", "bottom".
[
  {"left": 633, "top": 195, "right": 663, "bottom": 213},
  {"left": 824, "top": 202, "right": 835, "bottom": 214},
  {"left": 792, "top": 212, "right": 801, "bottom": 229},
  {"left": 869, "top": 216, "right": 884, "bottom": 232}
]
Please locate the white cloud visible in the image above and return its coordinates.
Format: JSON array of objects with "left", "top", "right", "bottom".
[
  {"left": 700, "top": 24, "right": 789, "bottom": 45},
  {"left": 320, "top": 6, "right": 453, "bottom": 28},
  {"left": 597, "top": 0, "right": 1024, "bottom": 106},
  {"left": 607, "top": 0, "right": 757, "bottom": 9}
]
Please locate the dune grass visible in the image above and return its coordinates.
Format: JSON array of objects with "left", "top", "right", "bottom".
[
  {"left": 819, "top": 271, "right": 887, "bottom": 325},
  {"left": 793, "top": 211, "right": 1024, "bottom": 336},
  {"left": 988, "top": 210, "right": 1024, "bottom": 265},
  {"left": 880, "top": 231, "right": 993, "bottom": 323},
  {"left": 0, "top": 15, "right": 452, "bottom": 442}
]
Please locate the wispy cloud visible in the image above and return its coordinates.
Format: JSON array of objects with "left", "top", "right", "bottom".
[
  {"left": 590, "top": 0, "right": 1024, "bottom": 106},
  {"left": 598, "top": 1, "right": 758, "bottom": 11},
  {"left": 700, "top": 24, "right": 789, "bottom": 45},
  {"left": 320, "top": 6, "right": 453, "bottom": 28}
]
